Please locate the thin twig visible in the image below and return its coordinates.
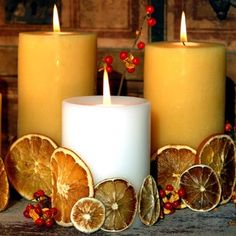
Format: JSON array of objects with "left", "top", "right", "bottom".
[{"left": 117, "top": 14, "right": 148, "bottom": 96}]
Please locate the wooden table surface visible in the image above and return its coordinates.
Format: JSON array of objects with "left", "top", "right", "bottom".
[{"left": 0, "top": 198, "right": 235, "bottom": 236}]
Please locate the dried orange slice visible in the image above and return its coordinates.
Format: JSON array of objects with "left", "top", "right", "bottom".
[
  {"left": 71, "top": 197, "right": 105, "bottom": 233},
  {"left": 94, "top": 178, "right": 137, "bottom": 232},
  {"left": 4, "top": 134, "right": 57, "bottom": 200},
  {"left": 138, "top": 175, "right": 160, "bottom": 226},
  {"left": 152, "top": 145, "right": 197, "bottom": 190},
  {"left": 51, "top": 147, "right": 94, "bottom": 227},
  {"left": 197, "top": 134, "right": 236, "bottom": 204},
  {"left": 0, "top": 157, "right": 9, "bottom": 211},
  {"left": 180, "top": 164, "right": 221, "bottom": 212}
]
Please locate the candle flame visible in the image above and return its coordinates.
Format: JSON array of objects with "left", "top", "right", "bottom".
[
  {"left": 103, "top": 68, "right": 111, "bottom": 105},
  {"left": 180, "top": 11, "right": 187, "bottom": 43},
  {"left": 53, "top": 5, "right": 60, "bottom": 32}
]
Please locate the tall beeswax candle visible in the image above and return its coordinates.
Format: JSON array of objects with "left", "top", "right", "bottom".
[
  {"left": 144, "top": 42, "right": 225, "bottom": 153},
  {"left": 144, "top": 12, "right": 225, "bottom": 153},
  {"left": 18, "top": 32, "right": 97, "bottom": 144},
  {"left": 17, "top": 6, "right": 96, "bottom": 144}
]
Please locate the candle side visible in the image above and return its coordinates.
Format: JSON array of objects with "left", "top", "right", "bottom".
[
  {"left": 144, "top": 42, "right": 226, "bottom": 152},
  {"left": 62, "top": 96, "right": 150, "bottom": 192},
  {"left": 18, "top": 32, "right": 97, "bottom": 144}
]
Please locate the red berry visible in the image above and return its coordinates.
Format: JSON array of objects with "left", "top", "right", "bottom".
[
  {"left": 23, "top": 209, "right": 31, "bottom": 218},
  {"left": 33, "top": 190, "right": 45, "bottom": 199},
  {"left": 34, "top": 218, "right": 45, "bottom": 227},
  {"left": 43, "top": 209, "right": 52, "bottom": 219},
  {"left": 26, "top": 204, "right": 34, "bottom": 212},
  {"left": 164, "top": 202, "right": 173, "bottom": 210},
  {"left": 119, "top": 51, "right": 128, "bottom": 60},
  {"left": 106, "top": 64, "right": 113, "bottom": 73},
  {"left": 146, "top": 5, "right": 155, "bottom": 14},
  {"left": 50, "top": 207, "right": 58, "bottom": 216},
  {"left": 178, "top": 187, "right": 186, "bottom": 198},
  {"left": 159, "top": 189, "right": 166, "bottom": 198},
  {"left": 126, "top": 67, "right": 135, "bottom": 73},
  {"left": 103, "top": 55, "right": 113, "bottom": 65},
  {"left": 34, "top": 206, "right": 42, "bottom": 215},
  {"left": 45, "top": 218, "right": 54, "bottom": 228},
  {"left": 225, "top": 122, "right": 232, "bottom": 132},
  {"left": 166, "top": 184, "right": 174, "bottom": 191},
  {"left": 147, "top": 17, "right": 157, "bottom": 27},
  {"left": 137, "top": 41, "right": 145, "bottom": 50},
  {"left": 172, "top": 200, "right": 180, "bottom": 209},
  {"left": 132, "top": 57, "right": 140, "bottom": 65}
]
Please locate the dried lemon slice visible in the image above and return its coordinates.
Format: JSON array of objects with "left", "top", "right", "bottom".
[
  {"left": 138, "top": 175, "right": 160, "bottom": 226},
  {"left": 0, "top": 157, "right": 9, "bottom": 211},
  {"left": 51, "top": 147, "right": 94, "bottom": 227},
  {"left": 4, "top": 134, "right": 57, "bottom": 200},
  {"left": 71, "top": 197, "right": 105, "bottom": 233},
  {"left": 180, "top": 164, "right": 221, "bottom": 212},
  {"left": 197, "top": 134, "right": 236, "bottom": 204},
  {"left": 152, "top": 145, "right": 197, "bottom": 190},
  {"left": 94, "top": 178, "right": 137, "bottom": 232}
]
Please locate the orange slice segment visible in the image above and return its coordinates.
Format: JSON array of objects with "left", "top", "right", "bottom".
[
  {"left": 51, "top": 147, "right": 94, "bottom": 227},
  {"left": 0, "top": 157, "right": 9, "bottom": 211},
  {"left": 180, "top": 164, "right": 221, "bottom": 212},
  {"left": 138, "top": 175, "right": 160, "bottom": 226},
  {"left": 197, "top": 134, "right": 236, "bottom": 204},
  {"left": 152, "top": 145, "right": 197, "bottom": 190},
  {"left": 71, "top": 197, "right": 105, "bottom": 233},
  {"left": 4, "top": 134, "right": 57, "bottom": 200},
  {"left": 94, "top": 178, "right": 137, "bottom": 232}
]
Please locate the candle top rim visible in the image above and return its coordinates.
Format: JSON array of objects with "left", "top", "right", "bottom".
[
  {"left": 63, "top": 96, "right": 149, "bottom": 107},
  {"left": 146, "top": 41, "right": 225, "bottom": 49},
  {"left": 19, "top": 32, "right": 97, "bottom": 36}
]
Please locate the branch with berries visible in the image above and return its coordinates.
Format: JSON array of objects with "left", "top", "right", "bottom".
[{"left": 98, "top": 5, "right": 156, "bottom": 95}]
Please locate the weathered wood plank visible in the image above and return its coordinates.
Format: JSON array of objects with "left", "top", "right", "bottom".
[{"left": 0, "top": 199, "right": 235, "bottom": 236}]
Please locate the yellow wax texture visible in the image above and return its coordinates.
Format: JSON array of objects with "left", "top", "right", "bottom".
[
  {"left": 0, "top": 93, "right": 1, "bottom": 155},
  {"left": 18, "top": 32, "right": 97, "bottom": 144},
  {"left": 144, "top": 42, "right": 226, "bottom": 153}
]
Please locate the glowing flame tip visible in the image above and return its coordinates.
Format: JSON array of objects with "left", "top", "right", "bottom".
[{"left": 53, "top": 5, "right": 60, "bottom": 32}]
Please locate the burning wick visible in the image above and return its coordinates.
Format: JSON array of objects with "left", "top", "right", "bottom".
[{"left": 180, "top": 11, "right": 187, "bottom": 46}]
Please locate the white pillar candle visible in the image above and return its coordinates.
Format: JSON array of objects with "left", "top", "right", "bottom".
[{"left": 62, "top": 96, "right": 150, "bottom": 191}]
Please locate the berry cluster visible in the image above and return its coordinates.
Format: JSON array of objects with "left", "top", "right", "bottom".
[
  {"left": 99, "top": 5, "right": 156, "bottom": 78},
  {"left": 23, "top": 190, "right": 57, "bottom": 228},
  {"left": 159, "top": 184, "right": 186, "bottom": 216}
]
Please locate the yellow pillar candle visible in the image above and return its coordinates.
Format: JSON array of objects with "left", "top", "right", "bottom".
[
  {"left": 18, "top": 31, "right": 97, "bottom": 144},
  {"left": 144, "top": 42, "right": 226, "bottom": 153},
  {"left": 0, "top": 93, "right": 1, "bottom": 155},
  {"left": 18, "top": 6, "right": 97, "bottom": 144}
]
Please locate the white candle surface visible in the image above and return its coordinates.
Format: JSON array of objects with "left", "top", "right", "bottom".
[{"left": 62, "top": 96, "right": 150, "bottom": 191}]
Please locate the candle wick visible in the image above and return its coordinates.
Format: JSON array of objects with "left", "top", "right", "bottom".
[{"left": 182, "top": 41, "right": 186, "bottom": 46}]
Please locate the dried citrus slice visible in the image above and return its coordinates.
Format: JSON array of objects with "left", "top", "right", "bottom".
[
  {"left": 152, "top": 145, "right": 197, "bottom": 190},
  {"left": 197, "top": 134, "right": 236, "bottom": 204},
  {"left": 94, "top": 178, "right": 137, "bottom": 232},
  {"left": 138, "top": 175, "right": 160, "bottom": 226},
  {"left": 0, "top": 157, "right": 9, "bottom": 211},
  {"left": 180, "top": 164, "right": 221, "bottom": 212},
  {"left": 51, "top": 147, "right": 94, "bottom": 227},
  {"left": 71, "top": 197, "right": 105, "bottom": 233},
  {"left": 4, "top": 134, "right": 57, "bottom": 200}
]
